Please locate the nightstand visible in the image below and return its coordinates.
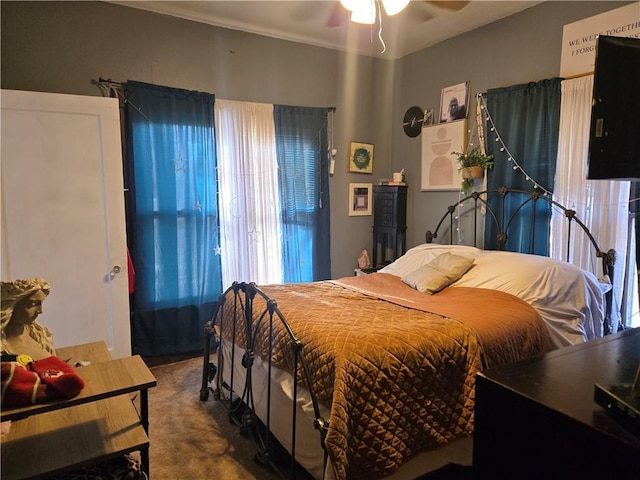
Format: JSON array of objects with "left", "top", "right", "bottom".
[{"left": 354, "top": 267, "right": 379, "bottom": 276}]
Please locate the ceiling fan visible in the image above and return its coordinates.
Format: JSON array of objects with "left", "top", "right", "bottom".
[
  {"left": 326, "top": 0, "right": 470, "bottom": 27},
  {"left": 341, "top": 0, "right": 409, "bottom": 24}
]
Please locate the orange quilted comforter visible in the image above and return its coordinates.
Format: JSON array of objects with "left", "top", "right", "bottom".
[{"left": 216, "top": 273, "right": 549, "bottom": 480}]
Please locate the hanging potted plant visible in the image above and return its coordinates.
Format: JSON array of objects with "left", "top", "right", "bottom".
[{"left": 453, "top": 146, "right": 494, "bottom": 194}]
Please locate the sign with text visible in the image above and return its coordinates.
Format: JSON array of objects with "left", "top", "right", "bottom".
[{"left": 560, "top": 2, "right": 640, "bottom": 78}]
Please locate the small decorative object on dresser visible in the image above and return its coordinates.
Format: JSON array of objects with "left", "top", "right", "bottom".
[
  {"left": 355, "top": 250, "right": 377, "bottom": 275},
  {"left": 357, "top": 249, "right": 371, "bottom": 269}
]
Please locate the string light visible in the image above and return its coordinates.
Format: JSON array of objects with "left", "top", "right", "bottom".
[
  {"left": 453, "top": 93, "right": 636, "bottom": 249},
  {"left": 477, "top": 93, "right": 552, "bottom": 197}
]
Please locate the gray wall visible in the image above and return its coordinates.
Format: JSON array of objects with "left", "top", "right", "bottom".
[
  {"left": 392, "top": 1, "right": 632, "bottom": 248},
  {"left": 1, "top": 1, "right": 629, "bottom": 279}
]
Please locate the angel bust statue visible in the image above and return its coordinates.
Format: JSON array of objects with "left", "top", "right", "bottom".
[
  {"left": 1, "top": 277, "right": 86, "bottom": 409},
  {"left": 1, "top": 277, "right": 55, "bottom": 360}
]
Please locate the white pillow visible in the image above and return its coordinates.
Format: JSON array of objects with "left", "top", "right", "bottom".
[
  {"left": 380, "top": 243, "right": 480, "bottom": 278},
  {"left": 401, "top": 252, "right": 474, "bottom": 294},
  {"left": 382, "top": 244, "right": 605, "bottom": 347},
  {"left": 452, "top": 250, "right": 605, "bottom": 346}
]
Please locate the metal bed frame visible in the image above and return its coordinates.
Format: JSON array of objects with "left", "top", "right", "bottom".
[
  {"left": 200, "top": 281, "right": 326, "bottom": 479},
  {"left": 199, "top": 187, "right": 618, "bottom": 479},
  {"left": 425, "top": 187, "right": 616, "bottom": 334}
]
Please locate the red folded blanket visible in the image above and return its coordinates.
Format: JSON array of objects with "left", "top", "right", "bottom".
[{"left": 1, "top": 355, "right": 85, "bottom": 407}]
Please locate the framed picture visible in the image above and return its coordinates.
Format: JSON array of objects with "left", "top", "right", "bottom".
[
  {"left": 349, "top": 142, "right": 374, "bottom": 173},
  {"left": 440, "top": 82, "right": 469, "bottom": 123},
  {"left": 421, "top": 119, "right": 467, "bottom": 191},
  {"left": 424, "top": 108, "right": 435, "bottom": 126},
  {"left": 349, "top": 183, "right": 372, "bottom": 216}
]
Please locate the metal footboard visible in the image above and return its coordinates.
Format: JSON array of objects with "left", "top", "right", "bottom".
[{"left": 200, "top": 281, "right": 328, "bottom": 479}]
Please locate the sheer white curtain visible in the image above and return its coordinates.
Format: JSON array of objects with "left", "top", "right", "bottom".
[
  {"left": 214, "top": 99, "right": 283, "bottom": 286},
  {"left": 551, "top": 75, "right": 638, "bottom": 331}
]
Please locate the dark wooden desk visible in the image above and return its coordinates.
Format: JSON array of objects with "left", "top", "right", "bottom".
[
  {"left": 474, "top": 328, "right": 640, "bottom": 479},
  {"left": 1, "top": 342, "right": 157, "bottom": 480}
]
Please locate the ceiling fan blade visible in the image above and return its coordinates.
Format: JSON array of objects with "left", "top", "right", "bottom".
[
  {"left": 408, "top": 3, "right": 433, "bottom": 23},
  {"left": 326, "top": 3, "right": 346, "bottom": 28},
  {"left": 426, "top": 1, "right": 470, "bottom": 11},
  {"left": 290, "top": 2, "right": 333, "bottom": 23}
]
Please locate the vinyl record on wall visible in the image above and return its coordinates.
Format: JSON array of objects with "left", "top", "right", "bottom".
[{"left": 403, "top": 106, "right": 425, "bottom": 138}]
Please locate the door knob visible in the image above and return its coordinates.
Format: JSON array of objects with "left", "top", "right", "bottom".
[{"left": 110, "top": 265, "right": 122, "bottom": 278}]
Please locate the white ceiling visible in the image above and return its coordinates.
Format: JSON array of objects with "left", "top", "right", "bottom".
[{"left": 107, "top": 1, "right": 543, "bottom": 59}]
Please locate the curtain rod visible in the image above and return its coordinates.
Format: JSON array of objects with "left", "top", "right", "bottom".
[
  {"left": 562, "top": 71, "right": 594, "bottom": 80},
  {"left": 97, "top": 77, "right": 124, "bottom": 86},
  {"left": 94, "top": 79, "right": 337, "bottom": 113},
  {"left": 92, "top": 78, "right": 125, "bottom": 100}
]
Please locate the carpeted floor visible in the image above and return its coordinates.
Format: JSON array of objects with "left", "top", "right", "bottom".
[
  {"left": 148, "top": 355, "right": 282, "bottom": 480},
  {"left": 412, "top": 463, "right": 475, "bottom": 480},
  {"left": 147, "top": 355, "right": 475, "bottom": 480}
]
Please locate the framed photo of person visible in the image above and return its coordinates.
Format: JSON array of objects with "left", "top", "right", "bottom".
[
  {"left": 349, "top": 183, "right": 372, "bottom": 216},
  {"left": 421, "top": 119, "right": 467, "bottom": 191},
  {"left": 424, "top": 108, "right": 435, "bottom": 126},
  {"left": 349, "top": 142, "right": 374, "bottom": 173},
  {"left": 440, "top": 82, "right": 469, "bottom": 123}
]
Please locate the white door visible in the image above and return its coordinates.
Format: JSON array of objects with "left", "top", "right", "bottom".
[{"left": 1, "top": 89, "right": 131, "bottom": 358}]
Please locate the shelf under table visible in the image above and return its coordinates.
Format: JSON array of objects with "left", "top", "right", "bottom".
[
  {"left": 1, "top": 394, "right": 149, "bottom": 480},
  {"left": 0, "top": 340, "right": 157, "bottom": 479}
]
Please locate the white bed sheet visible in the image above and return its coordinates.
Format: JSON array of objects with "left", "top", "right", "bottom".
[
  {"left": 379, "top": 243, "right": 605, "bottom": 348},
  {"left": 218, "top": 341, "right": 328, "bottom": 479}
]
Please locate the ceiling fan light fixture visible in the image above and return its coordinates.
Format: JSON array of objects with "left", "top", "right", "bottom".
[
  {"left": 381, "top": 0, "right": 410, "bottom": 16},
  {"left": 350, "top": 0, "right": 376, "bottom": 24},
  {"left": 340, "top": 0, "right": 361, "bottom": 12}
]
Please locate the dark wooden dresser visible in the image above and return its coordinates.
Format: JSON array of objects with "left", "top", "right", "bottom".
[
  {"left": 474, "top": 327, "right": 640, "bottom": 479},
  {"left": 372, "top": 185, "right": 407, "bottom": 267}
]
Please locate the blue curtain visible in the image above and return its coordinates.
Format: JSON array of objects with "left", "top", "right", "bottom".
[
  {"left": 125, "top": 81, "right": 222, "bottom": 356},
  {"left": 273, "top": 106, "right": 331, "bottom": 282},
  {"left": 484, "top": 78, "right": 562, "bottom": 255}
]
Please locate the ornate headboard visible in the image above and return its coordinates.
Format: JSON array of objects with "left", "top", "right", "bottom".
[{"left": 425, "top": 187, "right": 617, "bottom": 334}]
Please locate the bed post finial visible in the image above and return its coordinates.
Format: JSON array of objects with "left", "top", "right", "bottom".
[
  {"left": 266, "top": 298, "right": 278, "bottom": 313},
  {"left": 313, "top": 417, "right": 329, "bottom": 443},
  {"left": 530, "top": 191, "right": 542, "bottom": 201},
  {"left": 425, "top": 231, "right": 436, "bottom": 243},
  {"left": 496, "top": 232, "right": 507, "bottom": 250},
  {"left": 604, "top": 248, "right": 616, "bottom": 268},
  {"left": 598, "top": 248, "right": 617, "bottom": 335}
]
